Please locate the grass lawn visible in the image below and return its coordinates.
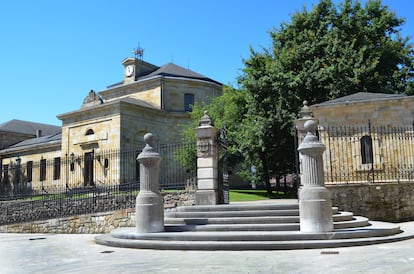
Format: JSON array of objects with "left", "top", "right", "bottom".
[
  {"left": 229, "top": 189, "right": 271, "bottom": 201},
  {"left": 229, "top": 189, "right": 296, "bottom": 202}
]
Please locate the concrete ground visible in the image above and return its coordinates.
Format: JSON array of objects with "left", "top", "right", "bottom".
[{"left": 1, "top": 222, "right": 414, "bottom": 274}]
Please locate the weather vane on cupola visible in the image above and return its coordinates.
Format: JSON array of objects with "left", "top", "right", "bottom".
[{"left": 133, "top": 44, "right": 144, "bottom": 60}]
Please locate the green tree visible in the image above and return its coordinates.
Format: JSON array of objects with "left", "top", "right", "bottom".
[
  {"left": 237, "top": 50, "right": 296, "bottom": 196},
  {"left": 235, "top": 0, "right": 413, "bottom": 195},
  {"left": 179, "top": 0, "right": 414, "bottom": 197},
  {"left": 270, "top": 0, "right": 413, "bottom": 109},
  {"left": 176, "top": 85, "right": 247, "bottom": 174}
]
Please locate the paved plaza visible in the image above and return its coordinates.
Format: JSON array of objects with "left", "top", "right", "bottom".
[{"left": 1, "top": 222, "right": 414, "bottom": 274}]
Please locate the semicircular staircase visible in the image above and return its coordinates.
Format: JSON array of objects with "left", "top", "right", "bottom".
[{"left": 95, "top": 201, "right": 414, "bottom": 250}]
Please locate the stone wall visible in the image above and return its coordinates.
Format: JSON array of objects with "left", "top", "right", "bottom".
[
  {"left": 0, "top": 208, "right": 136, "bottom": 234},
  {"left": 2, "top": 184, "right": 414, "bottom": 233},
  {"left": 0, "top": 191, "right": 195, "bottom": 233},
  {"left": 328, "top": 183, "right": 414, "bottom": 222}
]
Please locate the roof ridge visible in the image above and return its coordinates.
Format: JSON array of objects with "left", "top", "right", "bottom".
[
  {"left": 312, "top": 92, "right": 407, "bottom": 107},
  {"left": 0, "top": 119, "right": 61, "bottom": 135}
]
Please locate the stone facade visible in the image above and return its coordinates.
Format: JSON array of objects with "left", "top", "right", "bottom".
[
  {"left": 311, "top": 92, "right": 414, "bottom": 127},
  {"left": 0, "top": 57, "right": 222, "bottom": 192},
  {"left": 297, "top": 92, "right": 414, "bottom": 184}
]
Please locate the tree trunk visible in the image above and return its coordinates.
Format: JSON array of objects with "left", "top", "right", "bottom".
[
  {"left": 276, "top": 176, "right": 281, "bottom": 193},
  {"left": 259, "top": 152, "right": 272, "bottom": 197}
]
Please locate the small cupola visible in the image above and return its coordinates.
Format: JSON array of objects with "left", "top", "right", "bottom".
[{"left": 122, "top": 48, "right": 158, "bottom": 84}]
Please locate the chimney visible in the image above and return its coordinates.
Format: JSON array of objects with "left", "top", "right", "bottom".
[{"left": 36, "top": 130, "right": 42, "bottom": 138}]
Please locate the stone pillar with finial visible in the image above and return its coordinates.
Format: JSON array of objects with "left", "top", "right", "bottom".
[
  {"left": 295, "top": 100, "right": 317, "bottom": 146},
  {"left": 298, "top": 120, "right": 333, "bottom": 232},
  {"left": 136, "top": 133, "right": 164, "bottom": 233},
  {"left": 195, "top": 111, "right": 218, "bottom": 205}
]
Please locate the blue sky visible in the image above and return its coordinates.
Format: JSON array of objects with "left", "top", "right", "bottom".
[{"left": 1, "top": 0, "right": 413, "bottom": 126}]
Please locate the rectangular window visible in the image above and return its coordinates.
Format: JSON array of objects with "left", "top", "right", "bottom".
[
  {"left": 40, "top": 159, "right": 46, "bottom": 181},
  {"left": 3, "top": 164, "right": 8, "bottom": 181},
  {"left": 27, "top": 161, "right": 33, "bottom": 182},
  {"left": 53, "top": 157, "right": 61, "bottom": 180},
  {"left": 360, "top": 136, "right": 373, "bottom": 164},
  {"left": 184, "top": 94, "right": 194, "bottom": 112}
]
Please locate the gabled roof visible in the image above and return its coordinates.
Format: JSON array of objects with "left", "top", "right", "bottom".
[
  {"left": 0, "top": 119, "right": 61, "bottom": 135},
  {"left": 5, "top": 133, "right": 62, "bottom": 149},
  {"left": 107, "top": 62, "right": 222, "bottom": 88},
  {"left": 312, "top": 92, "right": 407, "bottom": 107},
  {"left": 141, "top": 63, "right": 221, "bottom": 85}
]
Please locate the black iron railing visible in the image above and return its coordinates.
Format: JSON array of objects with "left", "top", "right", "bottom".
[
  {"left": 0, "top": 143, "right": 196, "bottom": 201},
  {"left": 0, "top": 182, "right": 138, "bottom": 225},
  {"left": 317, "top": 124, "right": 414, "bottom": 184}
]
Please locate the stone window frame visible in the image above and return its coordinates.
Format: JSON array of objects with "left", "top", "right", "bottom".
[
  {"left": 2, "top": 164, "right": 8, "bottom": 182},
  {"left": 53, "top": 157, "right": 61, "bottom": 180},
  {"left": 360, "top": 135, "right": 373, "bottom": 164},
  {"left": 352, "top": 132, "right": 382, "bottom": 171},
  {"left": 184, "top": 93, "right": 195, "bottom": 112},
  {"left": 26, "top": 161, "right": 33, "bottom": 182},
  {"left": 40, "top": 158, "right": 46, "bottom": 182}
]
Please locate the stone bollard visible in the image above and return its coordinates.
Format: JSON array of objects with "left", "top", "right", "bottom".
[
  {"left": 136, "top": 133, "right": 164, "bottom": 233},
  {"left": 298, "top": 120, "right": 333, "bottom": 233}
]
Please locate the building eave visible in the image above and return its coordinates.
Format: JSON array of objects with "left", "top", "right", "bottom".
[
  {"left": 104, "top": 73, "right": 222, "bottom": 91},
  {"left": 0, "top": 140, "right": 61, "bottom": 156},
  {"left": 311, "top": 93, "right": 413, "bottom": 109}
]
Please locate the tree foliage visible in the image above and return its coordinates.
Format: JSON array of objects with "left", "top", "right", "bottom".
[
  {"left": 271, "top": 0, "right": 414, "bottom": 109},
  {"left": 179, "top": 0, "right": 414, "bottom": 196},
  {"left": 235, "top": 0, "right": 414, "bottom": 194},
  {"left": 177, "top": 85, "right": 247, "bottom": 174},
  {"left": 237, "top": 50, "right": 296, "bottom": 195}
]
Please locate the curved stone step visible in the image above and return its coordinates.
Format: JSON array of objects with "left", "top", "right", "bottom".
[
  {"left": 166, "top": 205, "right": 339, "bottom": 218},
  {"left": 168, "top": 203, "right": 339, "bottom": 213},
  {"left": 166, "top": 209, "right": 300, "bottom": 218},
  {"left": 171, "top": 202, "right": 299, "bottom": 212},
  {"left": 165, "top": 211, "right": 352, "bottom": 226},
  {"left": 165, "top": 223, "right": 299, "bottom": 232},
  {"left": 95, "top": 221, "right": 408, "bottom": 250},
  {"left": 95, "top": 198, "right": 413, "bottom": 251},
  {"left": 334, "top": 216, "right": 370, "bottom": 229},
  {"left": 110, "top": 221, "right": 400, "bottom": 241},
  {"left": 165, "top": 215, "right": 299, "bottom": 225},
  {"left": 333, "top": 211, "right": 354, "bottom": 222},
  {"left": 164, "top": 215, "right": 369, "bottom": 232}
]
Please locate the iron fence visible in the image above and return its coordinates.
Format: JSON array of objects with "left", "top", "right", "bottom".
[
  {"left": 0, "top": 143, "right": 196, "bottom": 200},
  {"left": 0, "top": 182, "right": 138, "bottom": 225},
  {"left": 318, "top": 124, "right": 414, "bottom": 184}
]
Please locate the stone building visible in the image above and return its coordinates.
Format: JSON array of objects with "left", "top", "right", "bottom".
[
  {"left": 0, "top": 57, "right": 222, "bottom": 193},
  {"left": 0, "top": 120, "right": 60, "bottom": 150},
  {"left": 297, "top": 92, "right": 414, "bottom": 184}
]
